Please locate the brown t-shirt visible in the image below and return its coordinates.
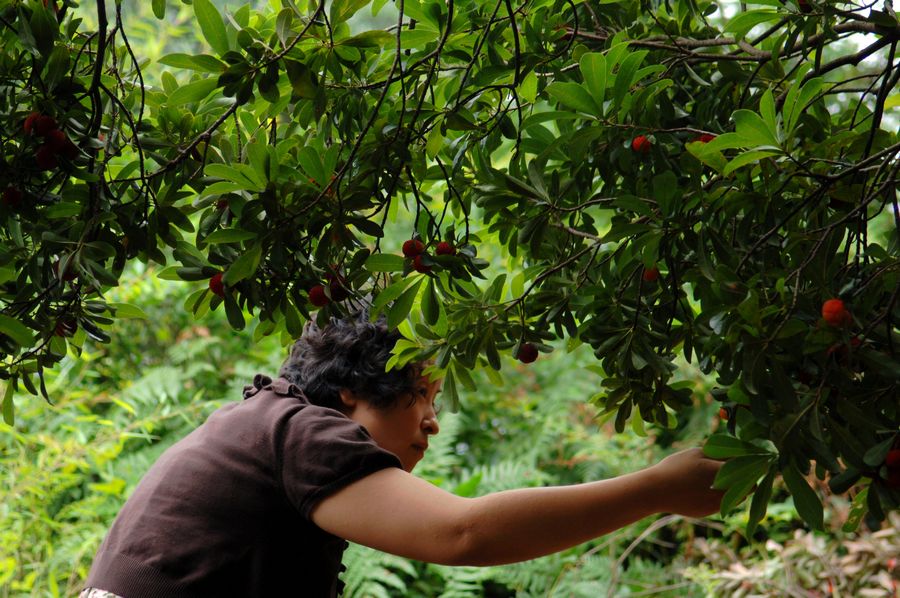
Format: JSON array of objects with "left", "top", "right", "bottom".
[{"left": 85, "top": 375, "right": 402, "bottom": 598}]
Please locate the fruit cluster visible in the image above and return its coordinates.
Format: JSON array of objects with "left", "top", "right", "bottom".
[
  {"left": 308, "top": 269, "right": 350, "bottom": 307},
  {"left": 402, "top": 237, "right": 456, "bottom": 274},
  {"left": 24, "top": 112, "right": 77, "bottom": 170}
]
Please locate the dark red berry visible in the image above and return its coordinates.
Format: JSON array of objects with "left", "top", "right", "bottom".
[
  {"left": 35, "top": 145, "right": 58, "bottom": 170},
  {"left": 309, "top": 284, "right": 330, "bottom": 307},
  {"left": 517, "top": 343, "right": 538, "bottom": 364},
  {"left": 23, "top": 112, "right": 40, "bottom": 135},
  {"left": 435, "top": 242, "right": 456, "bottom": 256},
  {"left": 402, "top": 239, "right": 425, "bottom": 258},
  {"left": 209, "top": 272, "right": 225, "bottom": 297},
  {"left": 631, "top": 135, "right": 652, "bottom": 154},
  {"left": 642, "top": 266, "right": 659, "bottom": 282},
  {"left": 412, "top": 254, "right": 431, "bottom": 273},
  {"left": 2, "top": 187, "right": 22, "bottom": 208},
  {"left": 33, "top": 115, "right": 58, "bottom": 137}
]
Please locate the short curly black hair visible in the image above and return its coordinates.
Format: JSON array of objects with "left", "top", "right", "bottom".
[{"left": 278, "top": 311, "right": 421, "bottom": 412}]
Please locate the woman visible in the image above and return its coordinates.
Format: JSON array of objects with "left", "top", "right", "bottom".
[{"left": 83, "top": 311, "right": 724, "bottom": 597}]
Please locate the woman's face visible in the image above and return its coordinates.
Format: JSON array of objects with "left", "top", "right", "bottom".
[{"left": 342, "top": 376, "right": 442, "bottom": 472}]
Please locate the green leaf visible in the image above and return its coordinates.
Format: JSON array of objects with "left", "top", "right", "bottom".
[
  {"left": 109, "top": 303, "right": 148, "bottom": 320},
  {"left": 204, "top": 229, "right": 258, "bottom": 244},
  {"left": 159, "top": 53, "right": 227, "bottom": 73},
  {"left": 545, "top": 82, "right": 599, "bottom": 115},
  {"left": 365, "top": 254, "right": 406, "bottom": 273},
  {"left": 611, "top": 50, "right": 648, "bottom": 111},
  {"left": 714, "top": 455, "right": 772, "bottom": 514},
  {"left": 579, "top": 53, "right": 607, "bottom": 114},
  {"left": 194, "top": 0, "right": 230, "bottom": 56},
  {"left": 732, "top": 109, "right": 780, "bottom": 148},
  {"left": 223, "top": 244, "right": 262, "bottom": 285},
  {"left": 422, "top": 279, "right": 440, "bottom": 326},
  {"left": 863, "top": 436, "right": 895, "bottom": 467},
  {"left": 1, "top": 384, "right": 13, "bottom": 426},
  {"left": 747, "top": 467, "right": 776, "bottom": 537},
  {"left": 0, "top": 315, "right": 34, "bottom": 348},
  {"left": 723, "top": 150, "right": 780, "bottom": 176},
  {"left": 724, "top": 9, "right": 781, "bottom": 39},
  {"left": 168, "top": 78, "right": 219, "bottom": 105},
  {"left": 152, "top": 0, "right": 166, "bottom": 19},
  {"left": 704, "top": 433, "right": 770, "bottom": 459},
  {"left": 843, "top": 487, "right": 868, "bottom": 532},
  {"left": 223, "top": 293, "right": 246, "bottom": 330},
  {"left": 784, "top": 75, "right": 823, "bottom": 135},
  {"left": 782, "top": 463, "right": 824, "bottom": 530},
  {"left": 388, "top": 279, "right": 423, "bottom": 329}
]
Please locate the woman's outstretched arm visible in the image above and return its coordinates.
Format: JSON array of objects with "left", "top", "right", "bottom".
[{"left": 311, "top": 447, "right": 724, "bottom": 566}]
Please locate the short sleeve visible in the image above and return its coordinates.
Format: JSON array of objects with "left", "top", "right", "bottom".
[{"left": 281, "top": 406, "right": 402, "bottom": 519}]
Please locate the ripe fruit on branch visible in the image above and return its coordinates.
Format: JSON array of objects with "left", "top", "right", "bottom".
[
  {"left": 435, "top": 241, "right": 456, "bottom": 256},
  {"left": 692, "top": 133, "right": 716, "bottom": 143},
  {"left": 2, "top": 186, "right": 22, "bottom": 208},
  {"left": 631, "top": 135, "right": 652, "bottom": 154},
  {"left": 517, "top": 343, "right": 539, "bottom": 364},
  {"left": 821, "top": 298, "right": 851, "bottom": 327},
  {"left": 44, "top": 128, "right": 78, "bottom": 159},
  {"left": 24, "top": 112, "right": 57, "bottom": 136},
  {"left": 642, "top": 266, "right": 659, "bottom": 282},
  {"left": 412, "top": 254, "right": 432, "bottom": 273},
  {"left": 309, "top": 284, "right": 329, "bottom": 307},
  {"left": 326, "top": 271, "right": 349, "bottom": 302},
  {"left": 885, "top": 449, "right": 900, "bottom": 489},
  {"left": 209, "top": 272, "right": 225, "bottom": 297},
  {"left": 797, "top": 0, "right": 812, "bottom": 13},
  {"left": 35, "top": 145, "right": 59, "bottom": 170},
  {"left": 402, "top": 239, "right": 425, "bottom": 258},
  {"left": 718, "top": 407, "right": 729, "bottom": 420}
]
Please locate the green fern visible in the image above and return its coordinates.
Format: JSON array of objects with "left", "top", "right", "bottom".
[{"left": 340, "top": 543, "right": 417, "bottom": 598}]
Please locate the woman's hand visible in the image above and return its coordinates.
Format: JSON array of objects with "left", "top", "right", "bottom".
[{"left": 646, "top": 448, "right": 726, "bottom": 517}]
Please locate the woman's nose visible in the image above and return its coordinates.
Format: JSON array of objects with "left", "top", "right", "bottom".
[{"left": 422, "top": 414, "right": 439, "bottom": 435}]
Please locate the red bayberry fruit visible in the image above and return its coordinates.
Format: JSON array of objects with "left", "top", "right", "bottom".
[
  {"left": 24, "top": 112, "right": 40, "bottom": 135},
  {"left": 209, "top": 272, "right": 225, "bottom": 297},
  {"left": 402, "top": 239, "right": 425, "bottom": 258},
  {"left": 797, "top": 0, "right": 812, "bottom": 13},
  {"left": 517, "top": 342, "right": 539, "bottom": 364},
  {"left": 642, "top": 266, "right": 659, "bottom": 282},
  {"left": 412, "top": 254, "right": 432, "bottom": 273},
  {"left": 821, "top": 298, "right": 851, "bottom": 327},
  {"left": 631, "top": 135, "right": 652, "bottom": 154},
  {"left": 692, "top": 133, "right": 716, "bottom": 143},
  {"left": 326, "top": 272, "right": 350, "bottom": 302},
  {"left": 309, "top": 284, "right": 330, "bottom": 307},
  {"left": 2, "top": 186, "right": 22, "bottom": 208},
  {"left": 886, "top": 449, "right": 900, "bottom": 469},
  {"left": 718, "top": 407, "right": 729, "bottom": 420},
  {"left": 435, "top": 241, "right": 456, "bottom": 256},
  {"left": 35, "top": 145, "right": 58, "bottom": 170},
  {"left": 33, "top": 115, "right": 58, "bottom": 136}
]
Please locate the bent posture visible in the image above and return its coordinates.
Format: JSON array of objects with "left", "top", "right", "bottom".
[{"left": 84, "top": 313, "right": 724, "bottom": 597}]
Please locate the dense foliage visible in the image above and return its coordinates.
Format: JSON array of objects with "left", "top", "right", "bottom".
[{"left": 1, "top": 0, "right": 898, "bottom": 540}]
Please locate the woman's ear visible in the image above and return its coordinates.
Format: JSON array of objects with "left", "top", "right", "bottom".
[{"left": 338, "top": 389, "right": 358, "bottom": 412}]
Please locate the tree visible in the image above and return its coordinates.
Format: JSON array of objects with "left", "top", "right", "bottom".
[{"left": 1, "top": 0, "right": 898, "bottom": 532}]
